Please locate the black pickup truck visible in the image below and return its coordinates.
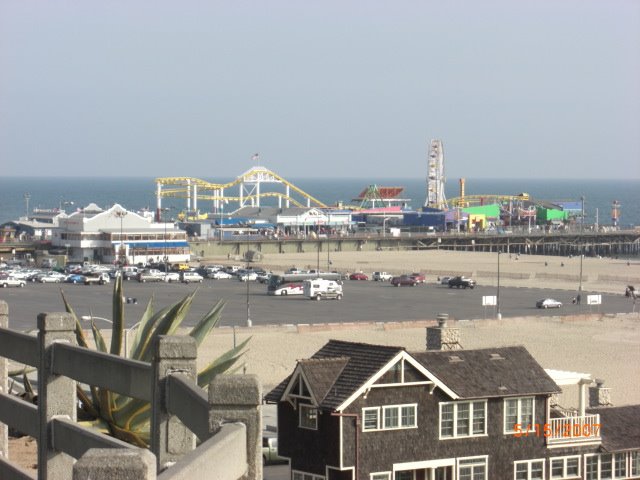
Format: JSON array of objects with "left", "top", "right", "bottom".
[{"left": 448, "top": 276, "right": 476, "bottom": 289}]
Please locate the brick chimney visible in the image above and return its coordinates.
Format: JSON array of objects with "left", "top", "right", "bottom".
[
  {"left": 426, "top": 314, "right": 462, "bottom": 351},
  {"left": 589, "top": 379, "right": 612, "bottom": 408}
]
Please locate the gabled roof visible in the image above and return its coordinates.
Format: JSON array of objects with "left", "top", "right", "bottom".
[
  {"left": 299, "top": 357, "right": 349, "bottom": 404},
  {"left": 264, "top": 340, "right": 403, "bottom": 408},
  {"left": 411, "top": 346, "right": 560, "bottom": 398},
  {"left": 265, "top": 342, "right": 560, "bottom": 412},
  {"left": 587, "top": 405, "right": 640, "bottom": 452}
]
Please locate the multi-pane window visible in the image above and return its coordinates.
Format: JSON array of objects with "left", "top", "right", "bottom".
[
  {"left": 293, "top": 471, "right": 324, "bottom": 480},
  {"left": 550, "top": 456, "right": 580, "bottom": 479},
  {"left": 371, "top": 474, "right": 391, "bottom": 480},
  {"left": 458, "top": 457, "right": 487, "bottom": 480},
  {"left": 440, "top": 401, "right": 487, "bottom": 438},
  {"left": 515, "top": 460, "right": 544, "bottom": 480},
  {"left": 504, "top": 397, "right": 535, "bottom": 433},
  {"left": 395, "top": 472, "right": 413, "bottom": 480},
  {"left": 584, "top": 452, "right": 638, "bottom": 479},
  {"left": 362, "top": 404, "right": 417, "bottom": 431},
  {"left": 299, "top": 404, "right": 318, "bottom": 430}
]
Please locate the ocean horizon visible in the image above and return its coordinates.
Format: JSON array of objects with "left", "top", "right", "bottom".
[{"left": 1, "top": 176, "right": 638, "bottom": 228}]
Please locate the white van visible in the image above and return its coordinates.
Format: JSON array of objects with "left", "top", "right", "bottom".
[{"left": 303, "top": 279, "right": 343, "bottom": 301}]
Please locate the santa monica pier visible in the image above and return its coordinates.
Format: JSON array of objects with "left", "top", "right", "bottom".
[{"left": 1, "top": 141, "right": 639, "bottom": 267}]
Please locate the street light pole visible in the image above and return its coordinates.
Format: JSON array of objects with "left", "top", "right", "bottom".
[
  {"left": 496, "top": 250, "right": 502, "bottom": 319},
  {"left": 113, "top": 210, "right": 128, "bottom": 266}
]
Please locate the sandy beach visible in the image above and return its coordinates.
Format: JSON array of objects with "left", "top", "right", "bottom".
[{"left": 195, "top": 249, "right": 640, "bottom": 405}]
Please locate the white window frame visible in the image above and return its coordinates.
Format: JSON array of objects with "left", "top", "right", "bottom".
[
  {"left": 504, "top": 397, "right": 535, "bottom": 434},
  {"left": 457, "top": 455, "right": 488, "bottom": 480},
  {"left": 362, "top": 404, "right": 417, "bottom": 432},
  {"left": 439, "top": 400, "right": 487, "bottom": 439},
  {"left": 549, "top": 455, "right": 581, "bottom": 479},
  {"left": 299, "top": 404, "right": 318, "bottom": 430},
  {"left": 292, "top": 470, "right": 325, "bottom": 480},
  {"left": 363, "top": 407, "right": 380, "bottom": 431},
  {"left": 514, "top": 459, "right": 545, "bottom": 480},
  {"left": 370, "top": 473, "right": 391, "bottom": 480},
  {"left": 584, "top": 453, "right": 637, "bottom": 480}
]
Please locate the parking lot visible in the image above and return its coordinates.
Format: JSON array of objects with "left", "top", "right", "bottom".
[{"left": 0, "top": 275, "right": 632, "bottom": 332}]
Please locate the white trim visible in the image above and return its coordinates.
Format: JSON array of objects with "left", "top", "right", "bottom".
[
  {"left": 292, "top": 469, "right": 325, "bottom": 480},
  {"left": 549, "top": 455, "right": 581, "bottom": 479},
  {"left": 362, "top": 404, "right": 417, "bottom": 432},
  {"left": 393, "top": 457, "right": 455, "bottom": 471},
  {"left": 362, "top": 407, "right": 380, "bottom": 431},
  {"left": 457, "top": 455, "right": 488, "bottom": 480},
  {"left": 504, "top": 396, "right": 535, "bottom": 434},
  {"left": 513, "top": 458, "right": 545, "bottom": 480},
  {"left": 336, "top": 351, "right": 458, "bottom": 412},
  {"left": 339, "top": 416, "right": 344, "bottom": 469},
  {"left": 282, "top": 366, "right": 319, "bottom": 406}
]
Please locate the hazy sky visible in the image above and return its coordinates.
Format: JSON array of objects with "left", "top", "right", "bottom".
[{"left": 1, "top": 0, "right": 639, "bottom": 180}]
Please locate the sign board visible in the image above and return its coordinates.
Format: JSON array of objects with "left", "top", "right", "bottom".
[
  {"left": 587, "top": 295, "right": 602, "bottom": 305},
  {"left": 482, "top": 295, "right": 497, "bottom": 306}
]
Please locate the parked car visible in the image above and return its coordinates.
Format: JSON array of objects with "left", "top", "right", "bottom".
[
  {"left": 372, "top": 272, "right": 393, "bottom": 282},
  {"left": 162, "top": 272, "right": 181, "bottom": 283},
  {"left": 210, "top": 270, "right": 233, "bottom": 280},
  {"left": 536, "top": 298, "right": 562, "bottom": 309},
  {"left": 409, "top": 273, "right": 426, "bottom": 284},
  {"left": 0, "top": 276, "right": 26, "bottom": 288},
  {"left": 448, "top": 276, "right": 476, "bottom": 289},
  {"left": 303, "top": 279, "right": 343, "bottom": 300},
  {"left": 137, "top": 269, "right": 164, "bottom": 283},
  {"left": 36, "top": 273, "right": 63, "bottom": 283},
  {"left": 83, "top": 273, "right": 110, "bottom": 285},
  {"left": 349, "top": 272, "right": 368, "bottom": 281},
  {"left": 439, "top": 276, "right": 453, "bottom": 285},
  {"left": 391, "top": 275, "right": 418, "bottom": 287},
  {"left": 238, "top": 271, "right": 258, "bottom": 282},
  {"left": 256, "top": 272, "right": 272, "bottom": 283},
  {"left": 181, "top": 272, "right": 204, "bottom": 284},
  {"left": 65, "top": 274, "right": 86, "bottom": 284},
  {"left": 262, "top": 435, "right": 287, "bottom": 465}
]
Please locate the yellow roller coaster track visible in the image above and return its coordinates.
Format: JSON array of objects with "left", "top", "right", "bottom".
[
  {"left": 155, "top": 167, "right": 328, "bottom": 209},
  {"left": 448, "top": 193, "right": 530, "bottom": 208}
]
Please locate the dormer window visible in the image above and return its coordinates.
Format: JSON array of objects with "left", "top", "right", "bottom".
[{"left": 299, "top": 404, "right": 318, "bottom": 430}]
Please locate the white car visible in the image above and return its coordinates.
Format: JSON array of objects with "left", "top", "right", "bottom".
[
  {"left": 238, "top": 271, "right": 258, "bottom": 282},
  {"left": 162, "top": 272, "right": 181, "bottom": 283},
  {"left": 181, "top": 272, "right": 204, "bottom": 284},
  {"left": 37, "top": 274, "right": 63, "bottom": 283},
  {"left": 372, "top": 272, "right": 393, "bottom": 282},
  {"left": 536, "top": 298, "right": 562, "bottom": 309},
  {"left": 0, "top": 276, "right": 26, "bottom": 288},
  {"left": 210, "top": 271, "right": 233, "bottom": 280}
]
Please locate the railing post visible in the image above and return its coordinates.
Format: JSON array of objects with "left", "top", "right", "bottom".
[
  {"left": 151, "top": 336, "right": 197, "bottom": 472},
  {"left": 37, "top": 312, "right": 77, "bottom": 480},
  {"left": 208, "top": 375, "right": 262, "bottom": 480},
  {"left": 0, "top": 301, "right": 8, "bottom": 461},
  {"left": 73, "top": 448, "right": 156, "bottom": 480}
]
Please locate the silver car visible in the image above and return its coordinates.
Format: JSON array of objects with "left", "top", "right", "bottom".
[{"left": 536, "top": 298, "right": 562, "bottom": 309}]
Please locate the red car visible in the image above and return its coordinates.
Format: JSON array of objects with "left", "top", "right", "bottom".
[
  {"left": 410, "top": 273, "right": 426, "bottom": 284},
  {"left": 391, "top": 275, "right": 418, "bottom": 287},
  {"left": 349, "top": 272, "right": 368, "bottom": 281}
]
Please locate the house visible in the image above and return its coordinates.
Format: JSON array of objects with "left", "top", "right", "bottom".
[{"left": 265, "top": 338, "right": 640, "bottom": 480}]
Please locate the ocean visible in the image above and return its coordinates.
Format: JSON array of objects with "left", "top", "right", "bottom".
[{"left": 0, "top": 176, "right": 638, "bottom": 228}]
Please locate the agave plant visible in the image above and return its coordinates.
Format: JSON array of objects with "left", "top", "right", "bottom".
[{"left": 47, "top": 274, "right": 250, "bottom": 447}]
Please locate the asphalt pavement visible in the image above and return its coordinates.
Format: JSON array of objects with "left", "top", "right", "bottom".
[{"left": 0, "top": 277, "right": 633, "bottom": 332}]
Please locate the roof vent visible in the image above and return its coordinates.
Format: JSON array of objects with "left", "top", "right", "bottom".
[
  {"left": 448, "top": 355, "right": 463, "bottom": 363},
  {"left": 498, "top": 385, "right": 508, "bottom": 391},
  {"left": 490, "top": 353, "right": 505, "bottom": 360}
]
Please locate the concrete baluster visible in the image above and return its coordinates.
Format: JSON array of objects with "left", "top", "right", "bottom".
[{"left": 73, "top": 448, "right": 156, "bottom": 480}]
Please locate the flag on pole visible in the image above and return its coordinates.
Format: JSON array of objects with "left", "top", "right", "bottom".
[{"left": 251, "top": 153, "right": 259, "bottom": 162}]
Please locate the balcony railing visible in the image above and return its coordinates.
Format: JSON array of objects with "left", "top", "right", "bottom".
[{"left": 548, "top": 414, "right": 601, "bottom": 446}]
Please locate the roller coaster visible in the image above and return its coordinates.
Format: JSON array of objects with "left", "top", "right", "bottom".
[{"left": 154, "top": 166, "right": 328, "bottom": 221}]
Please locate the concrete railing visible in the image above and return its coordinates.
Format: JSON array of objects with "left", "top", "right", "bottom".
[{"left": 0, "top": 301, "right": 261, "bottom": 480}]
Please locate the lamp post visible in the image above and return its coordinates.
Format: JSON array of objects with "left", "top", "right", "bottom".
[
  {"left": 80, "top": 315, "right": 142, "bottom": 358},
  {"left": 23, "top": 192, "right": 31, "bottom": 219},
  {"left": 581, "top": 196, "right": 585, "bottom": 233},
  {"left": 113, "top": 210, "right": 128, "bottom": 266},
  {"left": 496, "top": 250, "right": 502, "bottom": 319},
  {"left": 245, "top": 247, "right": 252, "bottom": 328},
  {"left": 161, "top": 207, "right": 174, "bottom": 272}
]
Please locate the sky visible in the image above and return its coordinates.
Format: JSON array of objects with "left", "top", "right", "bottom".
[{"left": 1, "top": 0, "right": 639, "bottom": 180}]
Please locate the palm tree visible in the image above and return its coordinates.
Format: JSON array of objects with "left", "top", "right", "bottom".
[{"left": 48, "top": 274, "right": 250, "bottom": 447}]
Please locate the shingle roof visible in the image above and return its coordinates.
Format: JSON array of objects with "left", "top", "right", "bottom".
[
  {"left": 587, "top": 405, "right": 640, "bottom": 452},
  {"left": 299, "top": 357, "right": 349, "bottom": 404},
  {"left": 264, "top": 340, "right": 403, "bottom": 409},
  {"left": 264, "top": 342, "right": 560, "bottom": 410},
  {"left": 411, "top": 346, "right": 560, "bottom": 398}
]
